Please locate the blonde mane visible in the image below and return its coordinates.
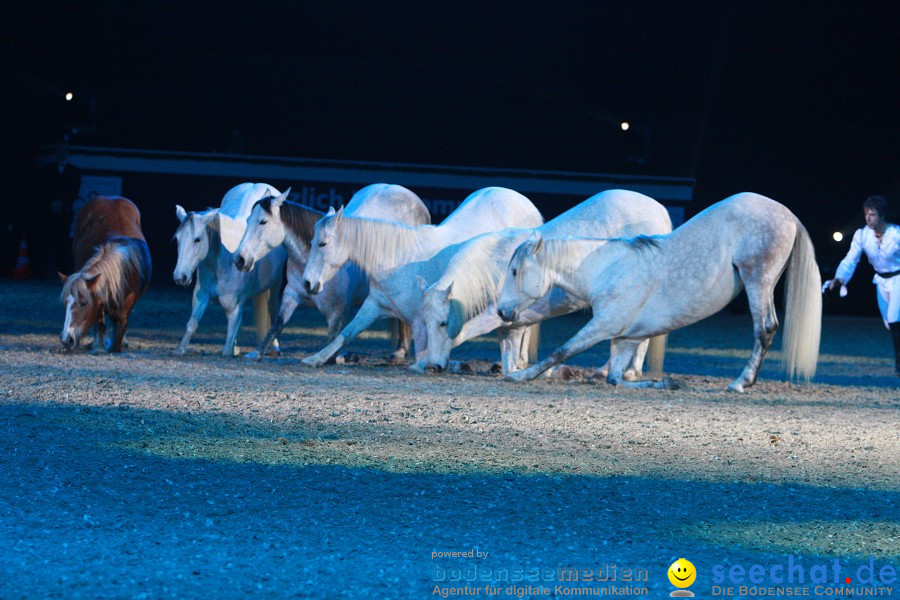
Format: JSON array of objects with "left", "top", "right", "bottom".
[
  {"left": 332, "top": 215, "right": 426, "bottom": 274},
  {"left": 439, "top": 234, "right": 512, "bottom": 320},
  {"left": 61, "top": 241, "right": 142, "bottom": 309}
]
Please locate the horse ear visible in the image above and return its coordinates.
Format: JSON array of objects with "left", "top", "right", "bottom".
[
  {"left": 325, "top": 206, "right": 336, "bottom": 216},
  {"left": 175, "top": 205, "right": 188, "bottom": 223},
  {"left": 531, "top": 234, "right": 544, "bottom": 256},
  {"left": 334, "top": 204, "right": 344, "bottom": 225},
  {"left": 416, "top": 275, "right": 428, "bottom": 292},
  {"left": 57, "top": 271, "right": 68, "bottom": 284},
  {"left": 272, "top": 188, "right": 289, "bottom": 208},
  {"left": 444, "top": 282, "right": 454, "bottom": 299},
  {"left": 199, "top": 210, "right": 218, "bottom": 226},
  {"left": 83, "top": 272, "right": 99, "bottom": 286},
  {"left": 447, "top": 298, "right": 465, "bottom": 339}
]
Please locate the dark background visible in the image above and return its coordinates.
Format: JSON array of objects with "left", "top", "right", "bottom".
[{"left": 2, "top": 1, "right": 898, "bottom": 314}]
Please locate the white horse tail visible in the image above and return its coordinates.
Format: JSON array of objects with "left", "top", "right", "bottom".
[
  {"left": 526, "top": 322, "right": 541, "bottom": 364},
  {"left": 646, "top": 333, "right": 667, "bottom": 376},
  {"left": 781, "top": 220, "right": 822, "bottom": 380},
  {"left": 253, "top": 290, "right": 272, "bottom": 344}
]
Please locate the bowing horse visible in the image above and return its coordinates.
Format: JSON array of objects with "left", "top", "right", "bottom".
[
  {"left": 497, "top": 193, "right": 822, "bottom": 392},
  {"left": 60, "top": 196, "right": 151, "bottom": 352}
]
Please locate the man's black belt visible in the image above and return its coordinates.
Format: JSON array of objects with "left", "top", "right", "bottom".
[{"left": 876, "top": 269, "right": 900, "bottom": 279}]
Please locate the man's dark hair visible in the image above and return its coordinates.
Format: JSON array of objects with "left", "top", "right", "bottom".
[{"left": 863, "top": 195, "right": 891, "bottom": 219}]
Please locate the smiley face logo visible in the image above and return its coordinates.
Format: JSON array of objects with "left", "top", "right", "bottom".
[{"left": 668, "top": 558, "right": 696, "bottom": 588}]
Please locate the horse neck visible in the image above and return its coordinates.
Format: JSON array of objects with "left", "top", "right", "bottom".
[
  {"left": 539, "top": 238, "right": 610, "bottom": 295},
  {"left": 72, "top": 241, "right": 137, "bottom": 309},
  {"left": 440, "top": 233, "right": 517, "bottom": 319},
  {"left": 202, "top": 219, "right": 230, "bottom": 270},
  {"left": 281, "top": 202, "right": 322, "bottom": 249},
  {"left": 338, "top": 217, "right": 430, "bottom": 278}
]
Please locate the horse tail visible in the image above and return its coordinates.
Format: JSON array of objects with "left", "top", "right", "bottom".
[
  {"left": 646, "top": 333, "right": 667, "bottom": 376},
  {"left": 253, "top": 290, "right": 272, "bottom": 344},
  {"left": 526, "top": 322, "right": 541, "bottom": 365},
  {"left": 781, "top": 221, "right": 822, "bottom": 380}
]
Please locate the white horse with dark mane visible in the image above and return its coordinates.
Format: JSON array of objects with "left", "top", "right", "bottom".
[
  {"left": 301, "top": 187, "right": 544, "bottom": 367},
  {"left": 497, "top": 192, "right": 822, "bottom": 392},
  {"left": 234, "top": 184, "right": 431, "bottom": 357},
  {"left": 173, "top": 183, "right": 286, "bottom": 357},
  {"left": 420, "top": 190, "right": 673, "bottom": 375}
]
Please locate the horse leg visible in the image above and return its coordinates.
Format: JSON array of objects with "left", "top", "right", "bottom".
[
  {"left": 391, "top": 320, "right": 413, "bottom": 361},
  {"left": 174, "top": 284, "right": 211, "bottom": 355},
  {"left": 221, "top": 297, "right": 244, "bottom": 357},
  {"left": 606, "top": 338, "right": 675, "bottom": 389},
  {"left": 505, "top": 316, "right": 611, "bottom": 382},
  {"left": 252, "top": 290, "right": 272, "bottom": 349},
  {"left": 624, "top": 338, "right": 651, "bottom": 380},
  {"left": 410, "top": 317, "right": 428, "bottom": 365},
  {"left": 498, "top": 326, "right": 529, "bottom": 376},
  {"left": 251, "top": 286, "right": 300, "bottom": 359},
  {"left": 302, "top": 297, "right": 387, "bottom": 367},
  {"left": 728, "top": 281, "right": 779, "bottom": 393},
  {"left": 91, "top": 316, "right": 107, "bottom": 353},
  {"left": 109, "top": 298, "right": 136, "bottom": 353}
]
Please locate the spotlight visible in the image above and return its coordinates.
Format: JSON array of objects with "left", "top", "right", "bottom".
[
  {"left": 65, "top": 92, "right": 74, "bottom": 101},
  {"left": 620, "top": 122, "right": 630, "bottom": 131},
  {"left": 832, "top": 231, "right": 843, "bottom": 242}
]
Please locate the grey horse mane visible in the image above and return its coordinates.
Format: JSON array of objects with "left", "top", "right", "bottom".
[{"left": 255, "top": 197, "right": 323, "bottom": 246}]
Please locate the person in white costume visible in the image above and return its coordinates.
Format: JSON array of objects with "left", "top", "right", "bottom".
[{"left": 825, "top": 195, "right": 900, "bottom": 376}]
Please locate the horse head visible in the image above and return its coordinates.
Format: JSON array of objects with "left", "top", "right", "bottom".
[
  {"left": 173, "top": 206, "right": 217, "bottom": 286},
  {"left": 59, "top": 272, "right": 102, "bottom": 350},
  {"left": 235, "top": 189, "right": 291, "bottom": 272},
  {"left": 303, "top": 205, "right": 347, "bottom": 295},
  {"left": 420, "top": 279, "right": 464, "bottom": 372},
  {"left": 497, "top": 233, "right": 548, "bottom": 321}
]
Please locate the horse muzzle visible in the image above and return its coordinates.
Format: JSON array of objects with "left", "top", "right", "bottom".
[
  {"left": 234, "top": 254, "right": 253, "bottom": 272},
  {"left": 497, "top": 307, "right": 517, "bottom": 322},
  {"left": 303, "top": 279, "right": 322, "bottom": 295},
  {"left": 173, "top": 272, "right": 192, "bottom": 287},
  {"left": 61, "top": 334, "right": 77, "bottom": 351}
]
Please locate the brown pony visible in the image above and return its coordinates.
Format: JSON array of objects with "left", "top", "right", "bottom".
[{"left": 59, "top": 196, "right": 152, "bottom": 352}]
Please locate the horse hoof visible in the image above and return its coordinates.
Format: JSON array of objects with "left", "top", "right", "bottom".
[
  {"left": 336, "top": 353, "right": 360, "bottom": 365},
  {"left": 550, "top": 365, "right": 576, "bottom": 380},
  {"left": 301, "top": 356, "right": 324, "bottom": 368},
  {"left": 657, "top": 377, "right": 679, "bottom": 390},
  {"left": 450, "top": 361, "right": 471, "bottom": 374},
  {"left": 622, "top": 369, "right": 638, "bottom": 382},
  {"left": 727, "top": 381, "right": 746, "bottom": 393},
  {"left": 172, "top": 347, "right": 186, "bottom": 356},
  {"left": 504, "top": 372, "right": 527, "bottom": 383}
]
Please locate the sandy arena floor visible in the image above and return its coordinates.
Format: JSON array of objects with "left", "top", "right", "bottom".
[{"left": 1, "top": 280, "right": 897, "bottom": 598}]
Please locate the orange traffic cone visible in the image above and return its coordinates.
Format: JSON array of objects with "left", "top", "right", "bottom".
[{"left": 11, "top": 234, "right": 31, "bottom": 281}]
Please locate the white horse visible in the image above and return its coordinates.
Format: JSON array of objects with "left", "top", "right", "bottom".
[
  {"left": 173, "top": 183, "right": 286, "bottom": 357},
  {"left": 420, "top": 190, "right": 673, "bottom": 376},
  {"left": 497, "top": 192, "right": 822, "bottom": 392},
  {"left": 234, "top": 183, "right": 431, "bottom": 356},
  {"left": 301, "top": 187, "right": 544, "bottom": 367}
]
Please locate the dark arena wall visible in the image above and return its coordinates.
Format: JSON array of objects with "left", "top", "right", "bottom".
[{"left": 34, "top": 145, "right": 694, "bottom": 287}]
